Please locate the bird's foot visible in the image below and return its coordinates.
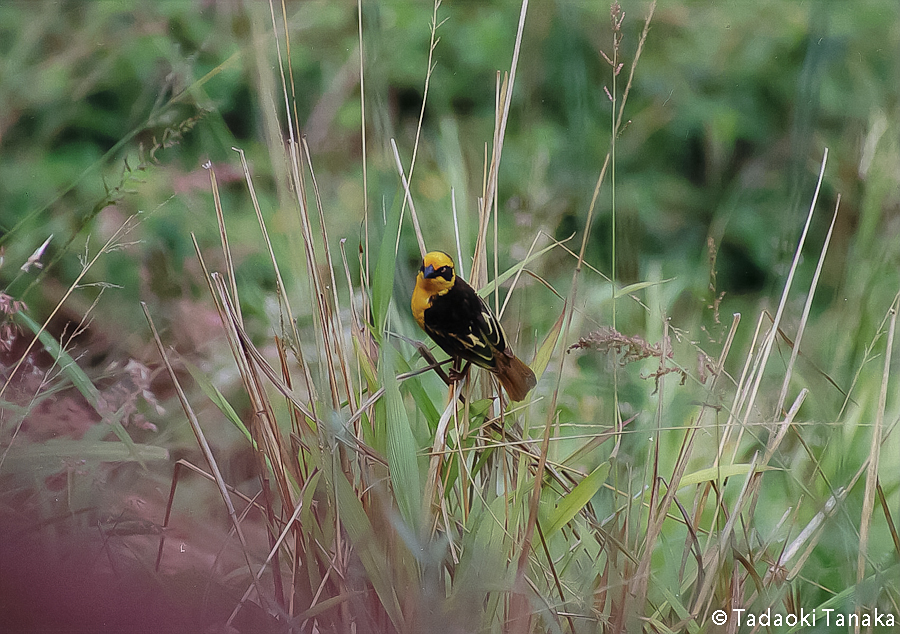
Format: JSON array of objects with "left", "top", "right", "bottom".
[{"left": 448, "top": 361, "right": 471, "bottom": 384}]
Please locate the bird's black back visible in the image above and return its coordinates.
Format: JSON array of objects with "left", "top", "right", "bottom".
[{"left": 423, "top": 276, "right": 508, "bottom": 370}]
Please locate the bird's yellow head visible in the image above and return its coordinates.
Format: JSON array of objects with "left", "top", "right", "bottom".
[
  {"left": 412, "top": 251, "right": 456, "bottom": 328},
  {"left": 418, "top": 251, "right": 456, "bottom": 293}
]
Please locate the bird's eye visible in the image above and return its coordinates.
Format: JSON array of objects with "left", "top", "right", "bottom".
[{"left": 437, "top": 266, "right": 453, "bottom": 281}]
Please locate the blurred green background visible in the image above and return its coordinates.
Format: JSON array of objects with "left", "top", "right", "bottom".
[
  {"left": 1, "top": 0, "right": 898, "bottom": 628},
  {"left": 1, "top": 0, "right": 897, "bottom": 372},
  {"left": 1, "top": 0, "right": 898, "bottom": 464}
]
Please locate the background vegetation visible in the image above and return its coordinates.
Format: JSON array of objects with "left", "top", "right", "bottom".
[{"left": 0, "top": 1, "right": 898, "bottom": 632}]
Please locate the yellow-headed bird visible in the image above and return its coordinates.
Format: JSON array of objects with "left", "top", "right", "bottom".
[{"left": 412, "top": 251, "right": 536, "bottom": 401}]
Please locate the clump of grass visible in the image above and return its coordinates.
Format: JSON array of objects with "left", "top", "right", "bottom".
[{"left": 135, "top": 3, "right": 899, "bottom": 634}]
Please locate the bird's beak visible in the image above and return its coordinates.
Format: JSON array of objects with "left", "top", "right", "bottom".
[{"left": 421, "top": 264, "right": 436, "bottom": 279}]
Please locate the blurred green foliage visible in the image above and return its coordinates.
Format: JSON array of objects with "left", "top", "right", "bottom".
[
  {"left": 1, "top": 1, "right": 898, "bottom": 627},
  {"left": 0, "top": 0, "right": 895, "bottom": 422},
  {"left": 0, "top": 0, "right": 894, "bottom": 321},
  {"left": 0, "top": 4, "right": 877, "bottom": 423},
  {"left": 0, "top": 3, "right": 892, "bottom": 473}
]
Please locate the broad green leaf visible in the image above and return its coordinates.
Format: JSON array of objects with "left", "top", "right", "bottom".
[
  {"left": 371, "top": 191, "right": 402, "bottom": 334},
  {"left": 381, "top": 346, "right": 423, "bottom": 534},
  {"left": 653, "top": 575, "right": 695, "bottom": 628},
  {"left": 677, "top": 464, "right": 779, "bottom": 489},
  {"left": 453, "top": 495, "right": 513, "bottom": 588},
  {"left": 469, "top": 440, "right": 496, "bottom": 483},
  {"left": 390, "top": 349, "right": 440, "bottom": 437},
  {"left": 331, "top": 464, "right": 404, "bottom": 630},
  {"left": 543, "top": 461, "right": 610, "bottom": 536}
]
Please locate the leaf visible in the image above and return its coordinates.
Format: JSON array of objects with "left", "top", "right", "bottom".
[
  {"left": 371, "top": 192, "right": 402, "bottom": 334},
  {"left": 184, "top": 359, "right": 252, "bottom": 443},
  {"left": 381, "top": 345, "right": 423, "bottom": 534},
  {"left": 654, "top": 576, "right": 694, "bottom": 627},
  {"left": 330, "top": 463, "right": 404, "bottom": 630},
  {"left": 677, "top": 464, "right": 779, "bottom": 489},
  {"left": 449, "top": 496, "right": 513, "bottom": 604},
  {"left": 543, "top": 461, "right": 610, "bottom": 536},
  {"left": 352, "top": 329, "right": 379, "bottom": 392},
  {"left": 476, "top": 239, "right": 563, "bottom": 297},
  {"left": 532, "top": 306, "right": 566, "bottom": 378},
  {"left": 15, "top": 310, "right": 141, "bottom": 460},
  {"left": 15, "top": 310, "right": 99, "bottom": 402},
  {"left": 614, "top": 278, "right": 675, "bottom": 299},
  {"left": 390, "top": 349, "right": 440, "bottom": 436},
  {"left": 2, "top": 439, "right": 168, "bottom": 474}
]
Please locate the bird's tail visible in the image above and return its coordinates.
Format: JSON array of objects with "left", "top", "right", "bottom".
[{"left": 495, "top": 352, "right": 537, "bottom": 402}]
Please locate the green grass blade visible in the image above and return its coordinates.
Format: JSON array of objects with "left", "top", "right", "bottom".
[
  {"left": 381, "top": 346, "right": 423, "bottom": 534},
  {"left": 532, "top": 308, "right": 565, "bottom": 376},
  {"left": 614, "top": 278, "right": 674, "bottom": 299},
  {"left": 331, "top": 462, "right": 404, "bottom": 629},
  {"left": 2, "top": 438, "right": 168, "bottom": 475},
  {"left": 183, "top": 359, "right": 252, "bottom": 443},
  {"left": 15, "top": 310, "right": 141, "bottom": 457},
  {"left": 391, "top": 349, "right": 440, "bottom": 434},
  {"left": 543, "top": 461, "right": 610, "bottom": 537},
  {"left": 476, "top": 240, "right": 559, "bottom": 296},
  {"left": 371, "top": 192, "right": 402, "bottom": 334},
  {"left": 677, "top": 464, "right": 779, "bottom": 489}
]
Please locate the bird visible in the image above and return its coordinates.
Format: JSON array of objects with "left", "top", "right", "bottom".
[{"left": 411, "top": 250, "right": 536, "bottom": 401}]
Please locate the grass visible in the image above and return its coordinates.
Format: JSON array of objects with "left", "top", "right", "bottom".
[{"left": 0, "top": 1, "right": 898, "bottom": 633}]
